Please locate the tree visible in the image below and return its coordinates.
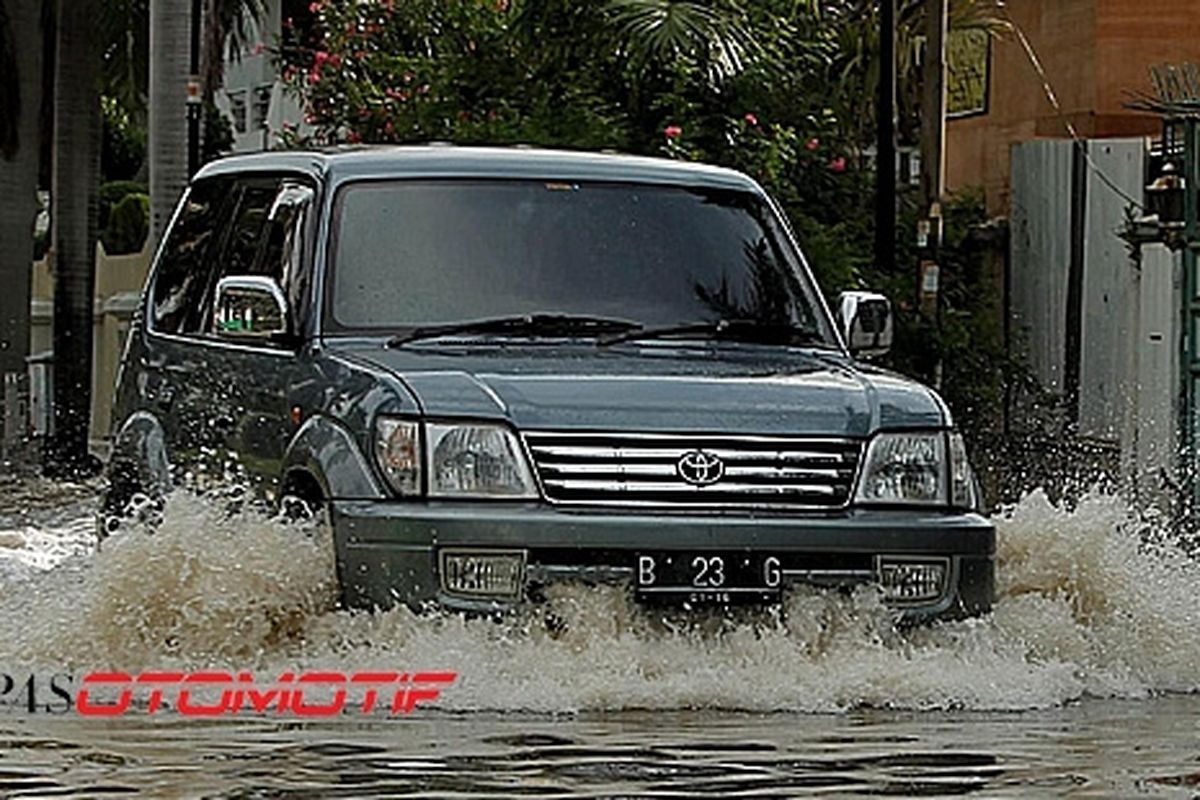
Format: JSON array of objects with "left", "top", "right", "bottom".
[
  {"left": 45, "top": 0, "right": 101, "bottom": 477},
  {"left": 101, "top": 0, "right": 149, "bottom": 120},
  {"left": 148, "top": 0, "right": 189, "bottom": 247},
  {"left": 824, "top": 0, "right": 1009, "bottom": 149},
  {"left": 0, "top": 0, "right": 43, "bottom": 393},
  {"left": 147, "top": 0, "right": 264, "bottom": 248}
]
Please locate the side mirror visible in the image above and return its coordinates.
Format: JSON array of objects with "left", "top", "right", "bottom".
[
  {"left": 836, "top": 291, "right": 893, "bottom": 358},
  {"left": 213, "top": 276, "right": 289, "bottom": 339}
]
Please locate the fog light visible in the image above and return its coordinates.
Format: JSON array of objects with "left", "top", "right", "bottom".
[
  {"left": 439, "top": 549, "right": 526, "bottom": 600},
  {"left": 877, "top": 558, "right": 948, "bottom": 603}
]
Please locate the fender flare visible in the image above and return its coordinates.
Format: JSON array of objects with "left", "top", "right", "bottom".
[{"left": 281, "top": 414, "right": 386, "bottom": 501}]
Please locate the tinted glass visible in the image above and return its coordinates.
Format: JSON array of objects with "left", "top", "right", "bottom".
[
  {"left": 197, "top": 178, "right": 301, "bottom": 338},
  {"left": 220, "top": 181, "right": 281, "bottom": 279},
  {"left": 151, "top": 179, "right": 227, "bottom": 334},
  {"left": 330, "top": 180, "right": 834, "bottom": 341}
]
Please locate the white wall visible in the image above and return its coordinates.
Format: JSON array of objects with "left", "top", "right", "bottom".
[{"left": 216, "top": 0, "right": 305, "bottom": 154}]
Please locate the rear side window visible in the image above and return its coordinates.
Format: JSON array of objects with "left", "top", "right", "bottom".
[{"left": 150, "top": 178, "right": 227, "bottom": 334}]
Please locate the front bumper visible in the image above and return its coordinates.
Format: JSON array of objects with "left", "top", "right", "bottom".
[{"left": 330, "top": 501, "right": 995, "bottom": 621}]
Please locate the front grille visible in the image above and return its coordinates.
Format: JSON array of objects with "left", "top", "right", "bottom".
[{"left": 524, "top": 431, "right": 861, "bottom": 508}]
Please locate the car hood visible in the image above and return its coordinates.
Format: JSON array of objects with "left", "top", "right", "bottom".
[{"left": 332, "top": 342, "right": 947, "bottom": 437}]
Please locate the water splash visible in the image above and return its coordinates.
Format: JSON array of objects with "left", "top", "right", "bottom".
[{"left": 1, "top": 487, "right": 1198, "bottom": 713}]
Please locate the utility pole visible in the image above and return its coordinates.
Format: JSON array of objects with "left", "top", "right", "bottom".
[
  {"left": 188, "top": 0, "right": 202, "bottom": 176},
  {"left": 919, "top": 0, "right": 948, "bottom": 387},
  {"left": 1181, "top": 116, "right": 1200, "bottom": 513},
  {"left": 874, "top": 0, "right": 897, "bottom": 273}
]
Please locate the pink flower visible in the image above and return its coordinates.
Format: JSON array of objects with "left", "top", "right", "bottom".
[
  {"left": 347, "top": 131, "right": 362, "bottom": 144},
  {"left": 829, "top": 156, "right": 847, "bottom": 173},
  {"left": 251, "top": 41, "right": 265, "bottom": 56},
  {"left": 328, "top": 54, "right": 342, "bottom": 68},
  {"left": 313, "top": 51, "right": 330, "bottom": 66},
  {"left": 308, "top": 0, "right": 321, "bottom": 12},
  {"left": 805, "top": 137, "right": 820, "bottom": 151},
  {"left": 664, "top": 125, "right": 682, "bottom": 140},
  {"left": 744, "top": 112, "right": 758, "bottom": 126},
  {"left": 402, "top": 71, "right": 415, "bottom": 83},
  {"left": 306, "top": 68, "right": 321, "bottom": 85}
]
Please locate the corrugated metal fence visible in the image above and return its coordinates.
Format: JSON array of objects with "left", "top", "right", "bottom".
[{"left": 1009, "top": 138, "right": 1180, "bottom": 506}]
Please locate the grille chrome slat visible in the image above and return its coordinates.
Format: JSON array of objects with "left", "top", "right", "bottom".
[
  {"left": 525, "top": 431, "right": 861, "bottom": 508},
  {"left": 541, "top": 479, "right": 839, "bottom": 495},
  {"left": 537, "top": 463, "right": 848, "bottom": 480},
  {"left": 530, "top": 445, "right": 851, "bottom": 464}
]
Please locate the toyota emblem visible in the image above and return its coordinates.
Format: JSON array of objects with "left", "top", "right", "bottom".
[{"left": 676, "top": 450, "right": 725, "bottom": 486}]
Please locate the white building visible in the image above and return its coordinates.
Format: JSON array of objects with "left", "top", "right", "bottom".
[{"left": 216, "top": 0, "right": 307, "bottom": 153}]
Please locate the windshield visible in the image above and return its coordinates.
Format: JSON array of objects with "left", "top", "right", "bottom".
[{"left": 328, "top": 179, "right": 837, "bottom": 344}]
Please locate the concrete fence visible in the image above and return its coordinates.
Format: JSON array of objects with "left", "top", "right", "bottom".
[{"left": 27, "top": 242, "right": 152, "bottom": 450}]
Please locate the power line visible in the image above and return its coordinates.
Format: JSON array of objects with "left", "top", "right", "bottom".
[{"left": 1005, "top": 15, "right": 1146, "bottom": 211}]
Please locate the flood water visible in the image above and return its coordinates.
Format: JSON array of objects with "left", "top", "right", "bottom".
[{"left": 2, "top": 479, "right": 1200, "bottom": 797}]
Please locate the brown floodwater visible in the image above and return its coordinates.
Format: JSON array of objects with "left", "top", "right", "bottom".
[{"left": 0, "top": 481, "right": 1199, "bottom": 797}]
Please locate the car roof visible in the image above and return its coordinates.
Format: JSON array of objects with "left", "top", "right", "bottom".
[{"left": 193, "top": 144, "right": 761, "bottom": 192}]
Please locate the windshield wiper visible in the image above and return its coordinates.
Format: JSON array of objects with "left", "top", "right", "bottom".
[
  {"left": 596, "top": 318, "right": 826, "bottom": 348},
  {"left": 386, "top": 313, "right": 641, "bottom": 347}
]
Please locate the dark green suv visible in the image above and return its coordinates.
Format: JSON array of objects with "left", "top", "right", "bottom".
[{"left": 105, "top": 145, "right": 994, "bottom": 620}]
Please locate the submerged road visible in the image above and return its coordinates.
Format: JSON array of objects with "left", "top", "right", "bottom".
[{"left": 0, "top": 479, "right": 1197, "bottom": 796}]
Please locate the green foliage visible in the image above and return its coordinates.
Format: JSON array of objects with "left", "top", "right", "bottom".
[
  {"left": 98, "top": 180, "right": 148, "bottom": 232},
  {"left": 101, "top": 192, "right": 149, "bottom": 255},
  {"left": 872, "top": 190, "right": 1030, "bottom": 456},
  {"left": 101, "top": 95, "right": 146, "bottom": 182},
  {"left": 101, "top": 0, "right": 149, "bottom": 119}
]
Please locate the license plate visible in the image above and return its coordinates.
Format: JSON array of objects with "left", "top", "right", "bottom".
[{"left": 634, "top": 553, "right": 783, "bottom": 604}]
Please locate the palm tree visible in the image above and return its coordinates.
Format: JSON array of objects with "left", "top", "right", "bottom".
[
  {"left": 45, "top": 0, "right": 101, "bottom": 476},
  {"left": 604, "top": 0, "right": 764, "bottom": 84},
  {"left": 148, "top": 0, "right": 190, "bottom": 247},
  {"left": 0, "top": 0, "right": 43, "bottom": 395}
]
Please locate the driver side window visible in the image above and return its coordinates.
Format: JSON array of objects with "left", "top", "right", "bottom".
[{"left": 198, "top": 176, "right": 313, "bottom": 341}]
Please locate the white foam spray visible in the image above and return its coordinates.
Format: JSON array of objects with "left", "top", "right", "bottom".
[{"left": 2, "top": 488, "right": 1198, "bottom": 713}]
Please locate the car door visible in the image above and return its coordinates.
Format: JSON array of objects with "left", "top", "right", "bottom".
[
  {"left": 139, "top": 176, "right": 233, "bottom": 480},
  {"left": 191, "top": 175, "right": 316, "bottom": 498}
]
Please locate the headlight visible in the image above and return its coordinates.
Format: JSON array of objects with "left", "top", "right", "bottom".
[
  {"left": 374, "top": 418, "right": 421, "bottom": 495},
  {"left": 427, "top": 423, "right": 538, "bottom": 498},
  {"left": 854, "top": 432, "right": 947, "bottom": 505},
  {"left": 374, "top": 418, "right": 539, "bottom": 498}
]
